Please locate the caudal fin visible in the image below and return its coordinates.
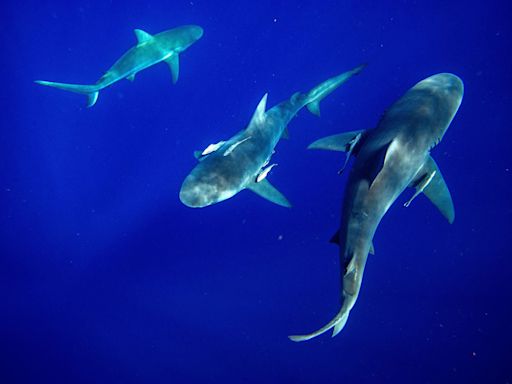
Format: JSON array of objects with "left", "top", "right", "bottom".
[
  {"left": 289, "top": 250, "right": 368, "bottom": 342},
  {"left": 305, "top": 63, "right": 366, "bottom": 116},
  {"left": 35, "top": 80, "right": 100, "bottom": 107},
  {"left": 288, "top": 301, "right": 351, "bottom": 342}
]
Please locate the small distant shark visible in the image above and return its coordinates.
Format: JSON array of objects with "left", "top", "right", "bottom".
[
  {"left": 179, "top": 64, "right": 366, "bottom": 208},
  {"left": 289, "top": 73, "right": 464, "bottom": 342},
  {"left": 35, "top": 25, "right": 203, "bottom": 107}
]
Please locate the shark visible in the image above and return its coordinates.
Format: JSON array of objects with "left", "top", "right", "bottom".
[
  {"left": 179, "top": 64, "right": 366, "bottom": 208},
  {"left": 289, "top": 73, "right": 464, "bottom": 342},
  {"left": 35, "top": 25, "right": 203, "bottom": 107}
]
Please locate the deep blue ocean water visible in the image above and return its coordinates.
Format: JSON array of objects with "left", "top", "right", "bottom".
[{"left": 1, "top": 1, "right": 511, "bottom": 383}]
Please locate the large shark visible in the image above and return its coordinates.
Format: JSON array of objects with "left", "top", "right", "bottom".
[
  {"left": 35, "top": 25, "right": 203, "bottom": 107},
  {"left": 289, "top": 73, "right": 464, "bottom": 342},
  {"left": 179, "top": 64, "right": 366, "bottom": 208}
]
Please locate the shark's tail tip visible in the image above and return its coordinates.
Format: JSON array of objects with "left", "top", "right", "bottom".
[
  {"left": 353, "top": 63, "right": 368, "bottom": 74},
  {"left": 288, "top": 305, "right": 351, "bottom": 342},
  {"left": 288, "top": 335, "right": 310, "bottom": 343}
]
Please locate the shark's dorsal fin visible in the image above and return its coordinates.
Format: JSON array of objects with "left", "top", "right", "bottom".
[
  {"left": 247, "top": 178, "right": 291, "bottom": 208},
  {"left": 368, "top": 140, "right": 395, "bottom": 190},
  {"left": 290, "top": 91, "right": 303, "bottom": 104},
  {"left": 249, "top": 93, "right": 268, "bottom": 127},
  {"left": 165, "top": 54, "right": 179, "bottom": 84},
  {"left": 134, "top": 29, "right": 153, "bottom": 44},
  {"left": 407, "top": 156, "right": 455, "bottom": 223}
]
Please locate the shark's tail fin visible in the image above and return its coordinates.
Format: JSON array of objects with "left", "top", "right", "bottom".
[
  {"left": 288, "top": 303, "right": 351, "bottom": 342},
  {"left": 305, "top": 63, "right": 367, "bottom": 116},
  {"left": 35, "top": 80, "right": 100, "bottom": 107},
  {"left": 289, "top": 249, "right": 369, "bottom": 342}
]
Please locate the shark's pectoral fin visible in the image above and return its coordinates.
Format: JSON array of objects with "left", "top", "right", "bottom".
[
  {"left": 134, "top": 29, "right": 154, "bottom": 44},
  {"left": 308, "top": 130, "right": 365, "bottom": 152},
  {"left": 126, "top": 73, "right": 136, "bottom": 82},
  {"left": 406, "top": 156, "right": 455, "bottom": 223},
  {"left": 247, "top": 179, "right": 291, "bottom": 208},
  {"left": 309, "top": 130, "right": 366, "bottom": 175},
  {"left": 165, "top": 54, "right": 180, "bottom": 84},
  {"left": 330, "top": 228, "right": 375, "bottom": 254}
]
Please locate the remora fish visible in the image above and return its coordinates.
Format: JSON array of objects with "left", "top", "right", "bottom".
[
  {"left": 289, "top": 73, "right": 464, "bottom": 342},
  {"left": 35, "top": 25, "right": 203, "bottom": 107},
  {"left": 179, "top": 64, "right": 366, "bottom": 208}
]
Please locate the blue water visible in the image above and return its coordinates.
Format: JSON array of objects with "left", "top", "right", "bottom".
[{"left": 2, "top": 1, "right": 510, "bottom": 383}]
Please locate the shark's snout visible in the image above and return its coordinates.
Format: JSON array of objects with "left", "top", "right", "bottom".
[
  {"left": 432, "top": 73, "right": 463, "bottom": 96},
  {"left": 180, "top": 175, "right": 220, "bottom": 208},
  {"left": 419, "top": 73, "right": 464, "bottom": 100},
  {"left": 191, "top": 25, "right": 204, "bottom": 40}
]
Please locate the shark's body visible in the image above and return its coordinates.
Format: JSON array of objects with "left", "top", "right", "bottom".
[
  {"left": 35, "top": 25, "right": 203, "bottom": 107},
  {"left": 290, "top": 73, "right": 464, "bottom": 342},
  {"left": 179, "top": 64, "right": 366, "bottom": 208}
]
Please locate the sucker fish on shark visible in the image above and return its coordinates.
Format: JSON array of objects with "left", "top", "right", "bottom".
[
  {"left": 289, "top": 73, "right": 464, "bottom": 342},
  {"left": 179, "top": 64, "right": 366, "bottom": 208},
  {"left": 35, "top": 25, "right": 203, "bottom": 107}
]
